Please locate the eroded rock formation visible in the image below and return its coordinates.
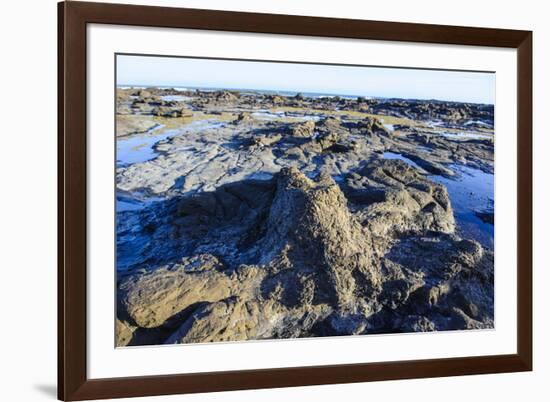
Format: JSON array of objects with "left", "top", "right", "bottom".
[{"left": 117, "top": 163, "right": 492, "bottom": 346}]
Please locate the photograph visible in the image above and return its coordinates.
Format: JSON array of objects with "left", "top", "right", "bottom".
[
  {"left": 115, "top": 54, "right": 495, "bottom": 347},
  {"left": 3, "top": 0, "right": 543, "bottom": 401}
]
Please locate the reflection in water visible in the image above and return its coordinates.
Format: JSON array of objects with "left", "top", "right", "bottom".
[
  {"left": 430, "top": 165, "right": 494, "bottom": 249},
  {"left": 160, "top": 95, "right": 192, "bottom": 102},
  {"left": 440, "top": 131, "right": 493, "bottom": 140},
  {"left": 251, "top": 110, "right": 321, "bottom": 122},
  {"left": 116, "top": 125, "right": 171, "bottom": 167},
  {"left": 116, "top": 120, "right": 225, "bottom": 168},
  {"left": 382, "top": 152, "right": 424, "bottom": 171},
  {"left": 116, "top": 120, "right": 226, "bottom": 212}
]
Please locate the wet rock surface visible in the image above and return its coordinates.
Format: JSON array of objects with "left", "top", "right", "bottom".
[{"left": 115, "top": 87, "right": 494, "bottom": 346}]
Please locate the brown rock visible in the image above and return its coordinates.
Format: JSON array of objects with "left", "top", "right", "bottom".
[
  {"left": 291, "top": 120, "right": 315, "bottom": 138},
  {"left": 120, "top": 258, "right": 234, "bottom": 328}
]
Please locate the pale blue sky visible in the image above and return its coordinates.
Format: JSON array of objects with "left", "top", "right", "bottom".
[{"left": 117, "top": 54, "right": 495, "bottom": 104}]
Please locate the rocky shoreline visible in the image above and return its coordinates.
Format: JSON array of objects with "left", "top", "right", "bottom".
[{"left": 115, "top": 87, "right": 494, "bottom": 346}]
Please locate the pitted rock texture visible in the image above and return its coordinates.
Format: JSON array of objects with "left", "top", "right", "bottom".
[
  {"left": 117, "top": 165, "right": 491, "bottom": 346},
  {"left": 115, "top": 87, "right": 494, "bottom": 346}
]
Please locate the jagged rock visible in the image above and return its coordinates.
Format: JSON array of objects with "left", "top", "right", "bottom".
[
  {"left": 314, "top": 117, "right": 348, "bottom": 149},
  {"left": 358, "top": 117, "right": 390, "bottom": 136},
  {"left": 215, "top": 90, "right": 239, "bottom": 102},
  {"left": 265, "top": 94, "right": 285, "bottom": 104},
  {"left": 233, "top": 112, "right": 253, "bottom": 125},
  {"left": 291, "top": 120, "right": 315, "bottom": 138},
  {"left": 116, "top": 115, "right": 160, "bottom": 137},
  {"left": 153, "top": 106, "right": 193, "bottom": 118},
  {"left": 383, "top": 233, "right": 494, "bottom": 331},
  {"left": 399, "top": 316, "right": 436, "bottom": 332},
  {"left": 316, "top": 131, "right": 339, "bottom": 149},
  {"left": 115, "top": 87, "right": 495, "bottom": 345},
  {"left": 117, "top": 164, "right": 492, "bottom": 343},
  {"left": 244, "top": 134, "right": 282, "bottom": 149},
  {"left": 344, "top": 159, "right": 456, "bottom": 239},
  {"left": 136, "top": 89, "right": 152, "bottom": 98},
  {"left": 120, "top": 258, "right": 236, "bottom": 328},
  {"left": 260, "top": 168, "right": 381, "bottom": 308},
  {"left": 115, "top": 319, "right": 136, "bottom": 346},
  {"left": 166, "top": 298, "right": 278, "bottom": 343}
]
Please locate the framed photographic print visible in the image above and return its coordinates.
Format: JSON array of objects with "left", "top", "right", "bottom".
[{"left": 58, "top": 1, "right": 532, "bottom": 400}]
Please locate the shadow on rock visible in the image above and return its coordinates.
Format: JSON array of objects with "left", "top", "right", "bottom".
[{"left": 116, "top": 160, "right": 493, "bottom": 346}]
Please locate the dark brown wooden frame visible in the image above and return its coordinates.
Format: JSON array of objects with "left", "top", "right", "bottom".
[{"left": 58, "top": 1, "right": 532, "bottom": 400}]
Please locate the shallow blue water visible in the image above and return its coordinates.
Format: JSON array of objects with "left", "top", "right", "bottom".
[
  {"left": 430, "top": 165, "right": 494, "bottom": 249},
  {"left": 251, "top": 110, "right": 321, "bottom": 122},
  {"left": 116, "top": 120, "right": 228, "bottom": 213},
  {"left": 117, "top": 120, "right": 227, "bottom": 169},
  {"left": 160, "top": 95, "right": 191, "bottom": 102},
  {"left": 440, "top": 131, "right": 492, "bottom": 140},
  {"left": 117, "top": 193, "right": 164, "bottom": 213},
  {"left": 117, "top": 199, "right": 143, "bottom": 212},
  {"left": 116, "top": 126, "right": 173, "bottom": 167},
  {"left": 382, "top": 152, "right": 424, "bottom": 171}
]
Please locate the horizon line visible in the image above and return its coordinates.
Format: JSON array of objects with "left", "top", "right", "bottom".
[{"left": 116, "top": 83, "right": 494, "bottom": 106}]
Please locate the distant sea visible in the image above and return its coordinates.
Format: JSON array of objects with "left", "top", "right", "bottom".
[{"left": 117, "top": 85, "right": 366, "bottom": 100}]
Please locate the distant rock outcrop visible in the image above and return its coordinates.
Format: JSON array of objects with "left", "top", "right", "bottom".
[
  {"left": 357, "top": 117, "right": 390, "bottom": 136},
  {"left": 214, "top": 90, "right": 239, "bottom": 103},
  {"left": 315, "top": 116, "right": 349, "bottom": 150},
  {"left": 153, "top": 106, "right": 193, "bottom": 118},
  {"left": 233, "top": 112, "right": 254, "bottom": 125}
]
